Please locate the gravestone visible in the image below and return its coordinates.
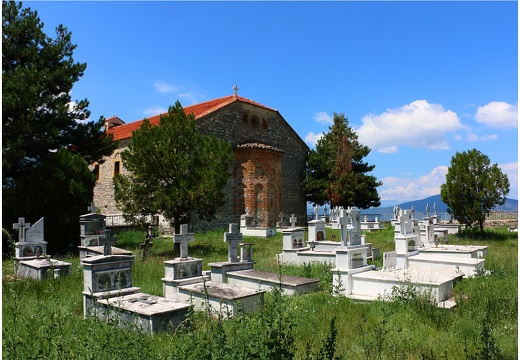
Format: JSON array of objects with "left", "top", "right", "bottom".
[
  {"left": 14, "top": 217, "right": 71, "bottom": 279},
  {"left": 307, "top": 220, "right": 326, "bottom": 243},
  {"left": 14, "top": 218, "right": 48, "bottom": 258},
  {"left": 314, "top": 204, "right": 320, "bottom": 220},
  {"left": 99, "top": 229, "right": 116, "bottom": 256},
  {"left": 338, "top": 209, "right": 351, "bottom": 247},
  {"left": 383, "top": 251, "right": 398, "bottom": 269},
  {"left": 13, "top": 217, "right": 30, "bottom": 243},
  {"left": 290, "top": 214, "right": 297, "bottom": 228},
  {"left": 349, "top": 208, "right": 362, "bottom": 246},
  {"left": 173, "top": 224, "right": 194, "bottom": 259},
  {"left": 163, "top": 224, "right": 202, "bottom": 283},
  {"left": 224, "top": 223, "right": 242, "bottom": 262},
  {"left": 240, "top": 243, "right": 254, "bottom": 262},
  {"left": 140, "top": 231, "right": 153, "bottom": 261}
]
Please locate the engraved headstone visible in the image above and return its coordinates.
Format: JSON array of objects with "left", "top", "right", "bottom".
[
  {"left": 224, "top": 223, "right": 242, "bottom": 262},
  {"left": 173, "top": 224, "right": 194, "bottom": 259}
]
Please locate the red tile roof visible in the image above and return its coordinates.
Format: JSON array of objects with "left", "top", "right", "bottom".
[{"left": 108, "top": 95, "right": 275, "bottom": 141}]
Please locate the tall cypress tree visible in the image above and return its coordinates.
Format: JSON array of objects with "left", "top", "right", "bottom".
[{"left": 305, "top": 113, "right": 381, "bottom": 209}]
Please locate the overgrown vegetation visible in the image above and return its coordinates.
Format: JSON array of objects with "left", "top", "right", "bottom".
[{"left": 3, "top": 225, "right": 517, "bottom": 359}]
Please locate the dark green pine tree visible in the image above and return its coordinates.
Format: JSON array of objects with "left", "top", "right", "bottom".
[
  {"left": 305, "top": 113, "right": 381, "bottom": 209},
  {"left": 440, "top": 149, "right": 510, "bottom": 234},
  {"left": 2, "top": 1, "right": 115, "bottom": 254},
  {"left": 113, "top": 101, "right": 234, "bottom": 232}
]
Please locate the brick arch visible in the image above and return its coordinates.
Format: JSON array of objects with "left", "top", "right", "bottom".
[{"left": 233, "top": 143, "right": 284, "bottom": 227}]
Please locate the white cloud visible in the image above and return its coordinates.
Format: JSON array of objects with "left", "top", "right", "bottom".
[
  {"left": 178, "top": 93, "right": 197, "bottom": 104},
  {"left": 499, "top": 162, "right": 518, "bottom": 199},
  {"left": 356, "top": 100, "right": 464, "bottom": 153},
  {"left": 143, "top": 105, "right": 167, "bottom": 117},
  {"left": 465, "top": 132, "right": 498, "bottom": 142},
  {"left": 314, "top": 111, "right": 333, "bottom": 125},
  {"left": 154, "top": 81, "right": 178, "bottom": 94},
  {"left": 379, "top": 166, "right": 448, "bottom": 202},
  {"left": 475, "top": 101, "right": 518, "bottom": 129},
  {"left": 305, "top": 132, "right": 324, "bottom": 148}
]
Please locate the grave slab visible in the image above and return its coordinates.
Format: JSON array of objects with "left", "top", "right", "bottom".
[
  {"left": 96, "top": 292, "right": 191, "bottom": 334},
  {"left": 226, "top": 269, "right": 320, "bottom": 295},
  {"left": 17, "top": 258, "right": 71, "bottom": 280},
  {"left": 176, "top": 281, "right": 265, "bottom": 317}
]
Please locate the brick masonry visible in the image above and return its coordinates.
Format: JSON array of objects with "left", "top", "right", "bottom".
[{"left": 92, "top": 99, "right": 309, "bottom": 232}]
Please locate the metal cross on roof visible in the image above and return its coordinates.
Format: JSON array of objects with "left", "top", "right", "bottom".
[{"left": 233, "top": 84, "right": 238, "bottom": 95}]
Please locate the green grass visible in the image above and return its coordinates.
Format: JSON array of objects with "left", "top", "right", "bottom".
[{"left": 3, "top": 224, "right": 517, "bottom": 359}]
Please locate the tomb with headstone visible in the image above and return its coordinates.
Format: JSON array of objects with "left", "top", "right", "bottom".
[
  {"left": 14, "top": 217, "right": 72, "bottom": 280},
  {"left": 211, "top": 224, "right": 320, "bottom": 295},
  {"left": 163, "top": 224, "right": 265, "bottom": 317},
  {"left": 239, "top": 210, "right": 276, "bottom": 238},
  {"left": 278, "top": 207, "right": 372, "bottom": 265},
  {"left": 332, "top": 208, "right": 487, "bottom": 307},
  {"left": 78, "top": 204, "right": 132, "bottom": 260},
  {"left": 360, "top": 214, "right": 384, "bottom": 232},
  {"left": 329, "top": 206, "right": 341, "bottom": 229},
  {"left": 82, "top": 229, "right": 191, "bottom": 333}
]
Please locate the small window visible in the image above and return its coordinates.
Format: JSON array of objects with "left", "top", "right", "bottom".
[
  {"left": 262, "top": 119, "right": 268, "bottom": 129},
  {"left": 114, "top": 161, "right": 121, "bottom": 176},
  {"left": 250, "top": 115, "right": 259, "bottom": 128},
  {"left": 243, "top": 113, "right": 249, "bottom": 124}
]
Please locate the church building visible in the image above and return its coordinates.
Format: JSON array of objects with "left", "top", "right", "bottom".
[{"left": 93, "top": 90, "right": 309, "bottom": 232}]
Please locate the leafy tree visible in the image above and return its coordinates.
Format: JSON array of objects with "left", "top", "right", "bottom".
[
  {"left": 2, "top": 1, "right": 115, "bottom": 254},
  {"left": 440, "top": 149, "right": 509, "bottom": 234},
  {"left": 305, "top": 113, "right": 381, "bottom": 209},
  {"left": 113, "top": 101, "right": 234, "bottom": 231}
]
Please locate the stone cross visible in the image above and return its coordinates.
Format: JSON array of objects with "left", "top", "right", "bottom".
[
  {"left": 88, "top": 202, "right": 98, "bottom": 214},
  {"left": 99, "top": 229, "right": 116, "bottom": 256},
  {"left": 140, "top": 232, "right": 153, "bottom": 261},
  {"left": 433, "top": 202, "right": 437, "bottom": 216},
  {"left": 324, "top": 205, "right": 328, "bottom": 217},
  {"left": 314, "top": 204, "right": 320, "bottom": 220},
  {"left": 13, "top": 217, "right": 31, "bottom": 242},
  {"left": 173, "top": 224, "right": 194, "bottom": 259},
  {"left": 290, "top": 214, "right": 297, "bottom": 228},
  {"left": 426, "top": 203, "right": 430, "bottom": 218},
  {"left": 338, "top": 209, "right": 350, "bottom": 246},
  {"left": 279, "top": 212, "right": 284, "bottom": 224},
  {"left": 224, "top": 223, "right": 242, "bottom": 262}
]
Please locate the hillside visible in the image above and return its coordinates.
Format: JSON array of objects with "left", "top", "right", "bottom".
[{"left": 361, "top": 194, "right": 518, "bottom": 215}]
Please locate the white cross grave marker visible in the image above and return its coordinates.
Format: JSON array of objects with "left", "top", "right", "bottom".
[
  {"left": 224, "top": 223, "right": 242, "bottom": 262},
  {"left": 314, "top": 204, "right": 320, "bottom": 220},
  {"left": 338, "top": 209, "right": 351, "bottom": 246},
  {"left": 99, "top": 229, "right": 116, "bottom": 256},
  {"left": 173, "top": 224, "right": 194, "bottom": 259},
  {"left": 88, "top": 202, "right": 98, "bottom": 214},
  {"left": 290, "top": 214, "right": 297, "bottom": 228},
  {"left": 13, "top": 217, "right": 31, "bottom": 242}
]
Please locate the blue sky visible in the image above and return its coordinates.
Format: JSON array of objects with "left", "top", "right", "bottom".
[{"left": 27, "top": 1, "right": 518, "bottom": 203}]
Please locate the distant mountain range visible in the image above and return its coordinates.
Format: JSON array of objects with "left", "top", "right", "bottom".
[
  {"left": 307, "top": 194, "right": 518, "bottom": 216},
  {"left": 361, "top": 194, "right": 518, "bottom": 215}
]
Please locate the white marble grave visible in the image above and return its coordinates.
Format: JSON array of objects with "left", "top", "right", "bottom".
[
  {"left": 14, "top": 217, "right": 71, "bottom": 279},
  {"left": 82, "top": 232, "right": 190, "bottom": 333},
  {"left": 239, "top": 212, "right": 276, "bottom": 238}
]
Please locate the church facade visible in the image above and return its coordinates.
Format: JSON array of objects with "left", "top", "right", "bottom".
[{"left": 92, "top": 93, "right": 309, "bottom": 232}]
